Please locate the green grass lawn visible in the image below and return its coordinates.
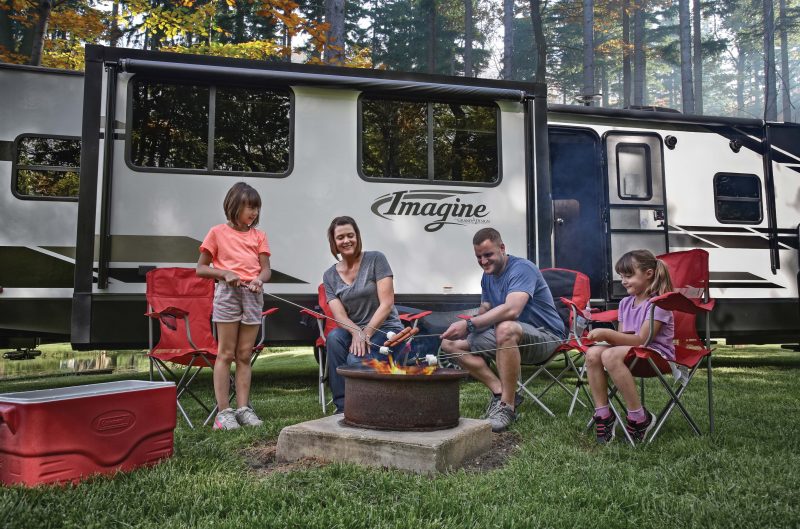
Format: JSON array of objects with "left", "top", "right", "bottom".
[{"left": 1, "top": 345, "right": 798, "bottom": 529}]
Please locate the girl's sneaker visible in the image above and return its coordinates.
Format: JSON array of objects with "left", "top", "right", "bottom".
[
  {"left": 626, "top": 409, "right": 656, "bottom": 443},
  {"left": 594, "top": 413, "right": 616, "bottom": 444},
  {"left": 213, "top": 408, "right": 240, "bottom": 430},
  {"left": 235, "top": 406, "right": 263, "bottom": 427}
]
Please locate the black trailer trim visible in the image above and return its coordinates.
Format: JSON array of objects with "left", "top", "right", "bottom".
[
  {"left": 71, "top": 52, "right": 104, "bottom": 347},
  {"left": 119, "top": 58, "right": 530, "bottom": 103},
  {"left": 97, "top": 63, "right": 118, "bottom": 289},
  {"left": 529, "top": 96, "right": 553, "bottom": 267}
]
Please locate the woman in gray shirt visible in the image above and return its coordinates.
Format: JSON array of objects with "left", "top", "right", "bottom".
[{"left": 323, "top": 216, "right": 403, "bottom": 413}]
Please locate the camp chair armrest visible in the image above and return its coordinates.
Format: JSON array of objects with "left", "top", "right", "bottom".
[
  {"left": 300, "top": 308, "right": 325, "bottom": 320},
  {"left": 651, "top": 292, "right": 714, "bottom": 314},
  {"left": 399, "top": 310, "right": 433, "bottom": 322},
  {"left": 254, "top": 307, "right": 280, "bottom": 348},
  {"left": 145, "top": 306, "right": 190, "bottom": 319}
]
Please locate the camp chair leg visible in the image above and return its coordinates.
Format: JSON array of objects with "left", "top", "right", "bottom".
[
  {"left": 646, "top": 361, "right": 703, "bottom": 443},
  {"left": 707, "top": 354, "right": 714, "bottom": 434},
  {"left": 640, "top": 377, "right": 645, "bottom": 407},
  {"left": 517, "top": 381, "right": 555, "bottom": 417},
  {"left": 566, "top": 354, "right": 591, "bottom": 416},
  {"left": 609, "top": 399, "right": 636, "bottom": 446},
  {"left": 569, "top": 362, "right": 593, "bottom": 417},
  {"left": 151, "top": 358, "right": 197, "bottom": 429}
]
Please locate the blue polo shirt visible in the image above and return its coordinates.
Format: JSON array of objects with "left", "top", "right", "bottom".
[{"left": 480, "top": 255, "right": 566, "bottom": 339}]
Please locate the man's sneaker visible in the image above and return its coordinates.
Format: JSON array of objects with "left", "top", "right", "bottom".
[
  {"left": 626, "top": 409, "right": 657, "bottom": 443},
  {"left": 593, "top": 413, "right": 616, "bottom": 445},
  {"left": 487, "top": 402, "right": 516, "bottom": 433},
  {"left": 213, "top": 408, "right": 240, "bottom": 430},
  {"left": 482, "top": 392, "right": 524, "bottom": 419},
  {"left": 235, "top": 406, "right": 263, "bottom": 427}
]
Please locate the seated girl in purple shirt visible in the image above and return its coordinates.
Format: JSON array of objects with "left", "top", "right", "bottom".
[{"left": 584, "top": 249, "right": 675, "bottom": 444}]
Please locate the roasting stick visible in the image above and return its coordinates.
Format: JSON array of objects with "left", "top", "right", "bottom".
[
  {"left": 424, "top": 332, "right": 588, "bottom": 366},
  {"left": 258, "top": 290, "right": 415, "bottom": 354}
]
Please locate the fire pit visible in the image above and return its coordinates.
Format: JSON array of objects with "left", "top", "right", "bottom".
[{"left": 337, "top": 365, "right": 468, "bottom": 431}]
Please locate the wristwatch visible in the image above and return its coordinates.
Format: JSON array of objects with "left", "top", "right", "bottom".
[{"left": 465, "top": 318, "right": 476, "bottom": 333}]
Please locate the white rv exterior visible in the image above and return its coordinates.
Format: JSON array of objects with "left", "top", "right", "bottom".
[{"left": 0, "top": 46, "right": 797, "bottom": 348}]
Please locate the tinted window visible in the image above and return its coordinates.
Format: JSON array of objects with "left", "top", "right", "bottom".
[
  {"left": 130, "top": 79, "right": 291, "bottom": 175},
  {"left": 130, "top": 80, "right": 209, "bottom": 169},
  {"left": 714, "top": 173, "right": 763, "bottom": 224},
  {"left": 14, "top": 136, "right": 81, "bottom": 199},
  {"left": 433, "top": 103, "right": 498, "bottom": 183},
  {"left": 361, "top": 96, "right": 499, "bottom": 184},
  {"left": 214, "top": 86, "right": 291, "bottom": 173},
  {"left": 361, "top": 99, "right": 428, "bottom": 179},
  {"left": 616, "top": 143, "right": 652, "bottom": 200}
]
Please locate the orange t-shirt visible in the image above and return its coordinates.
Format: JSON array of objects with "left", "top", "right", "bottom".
[{"left": 199, "top": 224, "right": 270, "bottom": 282}]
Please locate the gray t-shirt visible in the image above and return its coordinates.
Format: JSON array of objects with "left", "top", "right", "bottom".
[{"left": 323, "top": 251, "right": 401, "bottom": 329}]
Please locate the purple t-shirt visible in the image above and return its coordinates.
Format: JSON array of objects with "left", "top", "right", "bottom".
[{"left": 618, "top": 295, "right": 675, "bottom": 360}]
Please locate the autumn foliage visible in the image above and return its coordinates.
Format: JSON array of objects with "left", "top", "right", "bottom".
[{"left": 0, "top": 0, "right": 368, "bottom": 70}]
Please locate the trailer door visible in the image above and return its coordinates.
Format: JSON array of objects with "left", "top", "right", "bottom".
[
  {"left": 604, "top": 132, "right": 669, "bottom": 297},
  {"left": 550, "top": 127, "right": 607, "bottom": 298}
]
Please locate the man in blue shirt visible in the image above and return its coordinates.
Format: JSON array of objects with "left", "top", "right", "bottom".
[{"left": 441, "top": 228, "right": 566, "bottom": 432}]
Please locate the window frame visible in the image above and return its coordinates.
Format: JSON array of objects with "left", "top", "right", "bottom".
[
  {"left": 125, "top": 76, "right": 295, "bottom": 178},
  {"left": 11, "top": 133, "right": 81, "bottom": 202},
  {"left": 356, "top": 93, "right": 503, "bottom": 187},
  {"left": 614, "top": 141, "right": 653, "bottom": 201},
  {"left": 713, "top": 172, "right": 764, "bottom": 225}
]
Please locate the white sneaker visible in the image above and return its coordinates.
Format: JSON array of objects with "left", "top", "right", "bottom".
[
  {"left": 213, "top": 408, "right": 240, "bottom": 430},
  {"left": 235, "top": 406, "right": 263, "bottom": 427}
]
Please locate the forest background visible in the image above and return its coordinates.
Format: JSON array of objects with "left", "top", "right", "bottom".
[{"left": 1, "top": 0, "right": 798, "bottom": 121}]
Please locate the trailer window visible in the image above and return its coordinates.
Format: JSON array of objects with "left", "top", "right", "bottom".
[
  {"left": 360, "top": 96, "right": 499, "bottom": 184},
  {"left": 13, "top": 135, "right": 81, "bottom": 200},
  {"left": 615, "top": 143, "right": 652, "bottom": 200},
  {"left": 129, "top": 79, "right": 291, "bottom": 175},
  {"left": 713, "top": 173, "right": 763, "bottom": 224},
  {"left": 130, "top": 81, "right": 209, "bottom": 169}
]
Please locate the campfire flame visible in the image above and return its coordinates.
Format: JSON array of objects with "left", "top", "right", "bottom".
[{"left": 363, "top": 354, "right": 437, "bottom": 375}]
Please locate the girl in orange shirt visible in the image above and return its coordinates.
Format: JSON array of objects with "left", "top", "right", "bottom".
[{"left": 197, "top": 182, "right": 271, "bottom": 430}]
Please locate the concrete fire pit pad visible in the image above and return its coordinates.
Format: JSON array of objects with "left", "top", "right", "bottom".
[{"left": 276, "top": 416, "right": 492, "bottom": 474}]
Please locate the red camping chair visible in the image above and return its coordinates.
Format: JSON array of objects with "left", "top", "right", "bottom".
[
  {"left": 515, "top": 268, "right": 592, "bottom": 416},
  {"left": 300, "top": 284, "right": 431, "bottom": 414},
  {"left": 146, "top": 268, "right": 277, "bottom": 428},
  {"left": 573, "top": 249, "right": 715, "bottom": 445},
  {"left": 300, "top": 284, "right": 338, "bottom": 414}
]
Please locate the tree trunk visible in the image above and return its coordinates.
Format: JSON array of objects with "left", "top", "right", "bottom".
[
  {"left": 779, "top": 0, "right": 791, "bottom": 121},
  {"left": 582, "top": 0, "right": 594, "bottom": 103},
  {"left": 371, "top": 0, "right": 380, "bottom": 67},
  {"left": 427, "top": 0, "right": 437, "bottom": 74},
  {"left": 109, "top": 0, "right": 121, "bottom": 47},
  {"left": 503, "top": 0, "right": 513, "bottom": 79},
  {"left": 692, "top": 0, "right": 702, "bottom": 114},
  {"left": 530, "top": 0, "right": 546, "bottom": 85},
  {"left": 324, "top": 0, "right": 345, "bottom": 65},
  {"left": 601, "top": 62, "right": 609, "bottom": 106},
  {"left": 763, "top": 0, "right": 777, "bottom": 120},
  {"left": 29, "top": 0, "right": 52, "bottom": 66},
  {"left": 622, "top": 0, "right": 631, "bottom": 108},
  {"left": 736, "top": 46, "right": 745, "bottom": 116},
  {"left": 464, "top": 0, "right": 473, "bottom": 77},
  {"left": 633, "top": 0, "right": 645, "bottom": 106},
  {"left": 678, "top": 0, "right": 694, "bottom": 113}
]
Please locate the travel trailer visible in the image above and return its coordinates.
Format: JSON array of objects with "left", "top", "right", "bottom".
[{"left": 1, "top": 45, "right": 798, "bottom": 350}]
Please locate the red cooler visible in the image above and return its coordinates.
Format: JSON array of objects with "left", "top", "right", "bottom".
[{"left": 0, "top": 380, "right": 177, "bottom": 486}]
